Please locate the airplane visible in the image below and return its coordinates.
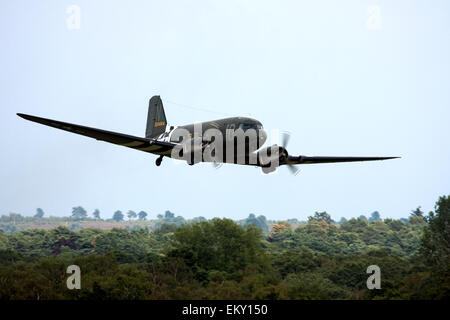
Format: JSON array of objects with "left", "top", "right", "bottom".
[{"left": 17, "top": 95, "right": 399, "bottom": 174}]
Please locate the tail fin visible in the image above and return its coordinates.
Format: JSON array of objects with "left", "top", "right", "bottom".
[{"left": 146, "top": 96, "right": 167, "bottom": 138}]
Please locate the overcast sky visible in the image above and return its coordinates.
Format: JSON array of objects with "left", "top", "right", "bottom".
[{"left": 1, "top": 0, "right": 449, "bottom": 221}]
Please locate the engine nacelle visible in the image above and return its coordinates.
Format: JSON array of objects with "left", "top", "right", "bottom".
[{"left": 257, "top": 144, "right": 288, "bottom": 167}]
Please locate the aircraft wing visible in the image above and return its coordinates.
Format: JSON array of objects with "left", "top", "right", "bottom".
[
  {"left": 287, "top": 155, "right": 400, "bottom": 165},
  {"left": 17, "top": 113, "right": 177, "bottom": 155}
]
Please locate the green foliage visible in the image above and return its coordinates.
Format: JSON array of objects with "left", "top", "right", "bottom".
[
  {"left": 271, "top": 248, "right": 319, "bottom": 278},
  {"left": 92, "top": 209, "right": 101, "bottom": 220},
  {"left": 0, "top": 230, "right": 8, "bottom": 251},
  {"left": 154, "top": 213, "right": 185, "bottom": 229},
  {"left": 421, "top": 196, "right": 450, "bottom": 266},
  {"left": 169, "top": 219, "right": 268, "bottom": 277},
  {"left": 369, "top": 211, "right": 381, "bottom": 222},
  {"left": 92, "top": 228, "right": 157, "bottom": 258},
  {"left": 279, "top": 273, "right": 348, "bottom": 299},
  {"left": 308, "top": 211, "right": 334, "bottom": 224},
  {"left": 411, "top": 206, "right": 425, "bottom": 218},
  {"left": 338, "top": 217, "right": 347, "bottom": 224},
  {"left": 165, "top": 210, "right": 175, "bottom": 218},
  {"left": 267, "top": 214, "right": 426, "bottom": 257},
  {"left": 112, "top": 211, "right": 124, "bottom": 222},
  {"left": 138, "top": 211, "right": 148, "bottom": 220},
  {"left": 0, "top": 196, "right": 448, "bottom": 300},
  {"left": 127, "top": 210, "right": 137, "bottom": 220},
  {"left": 239, "top": 214, "right": 269, "bottom": 234},
  {"left": 34, "top": 208, "right": 45, "bottom": 218},
  {"left": 1, "top": 213, "right": 24, "bottom": 225},
  {"left": 71, "top": 206, "right": 88, "bottom": 221},
  {"left": 418, "top": 195, "right": 450, "bottom": 299}
]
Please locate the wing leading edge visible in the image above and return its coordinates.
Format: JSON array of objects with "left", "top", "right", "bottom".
[{"left": 17, "top": 113, "right": 176, "bottom": 155}]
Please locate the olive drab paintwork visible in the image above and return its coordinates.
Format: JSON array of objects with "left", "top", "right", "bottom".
[
  {"left": 146, "top": 96, "right": 167, "bottom": 138},
  {"left": 17, "top": 95, "right": 399, "bottom": 174}
]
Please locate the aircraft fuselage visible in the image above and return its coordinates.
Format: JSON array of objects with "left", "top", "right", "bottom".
[{"left": 155, "top": 117, "right": 268, "bottom": 165}]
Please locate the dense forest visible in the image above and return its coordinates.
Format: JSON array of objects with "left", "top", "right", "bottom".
[{"left": 0, "top": 195, "right": 448, "bottom": 300}]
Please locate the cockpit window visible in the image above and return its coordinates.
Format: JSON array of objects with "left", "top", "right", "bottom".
[{"left": 239, "top": 123, "right": 263, "bottom": 130}]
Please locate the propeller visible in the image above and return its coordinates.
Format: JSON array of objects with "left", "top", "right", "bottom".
[
  {"left": 280, "top": 131, "right": 300, "bottom": 176},
  {"left": 281, "top": 131, "right": 290, "bottom": 149}
]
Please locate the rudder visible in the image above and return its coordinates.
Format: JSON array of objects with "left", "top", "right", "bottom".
[{"left": 146, "top": 96, "right": 167, "bottom": 138}]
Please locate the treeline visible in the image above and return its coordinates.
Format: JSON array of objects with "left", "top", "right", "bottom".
[
  {"left": 0, "top": 209, "right": 187, "bottom": 234},
  {"left": 0, "top": 196, "right": 448, "bottom": 300},
  {"left": 2, "top": 207, "right": 197, "bottom": 223},
  {"left": 0, "top": 205, "right": 412, "bottom": 236},
  {"left": 0, "top": 207, "right": 274, "bottom": 235}
]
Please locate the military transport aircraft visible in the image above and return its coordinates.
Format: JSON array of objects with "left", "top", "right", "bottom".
[{"left": 17, "top": 96, "right": 398, "bottom": 174}]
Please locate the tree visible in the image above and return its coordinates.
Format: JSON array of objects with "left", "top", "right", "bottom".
[
  {"left": 34, "top": 208, "right": 45, "bottom": 218},
  {"left": 112, "top": 211, "right": 124, "bottom": 222},
  {"left": 308, "top": 211, "right": 334, "bottom": 224},
  {"left": 384, "top": 218, "right": 404, "bottom": 231},
  {"left": 369, "top": 211, "right": 381, "bottom": 222},
  {"left": 411, "top": 207, "right": 425, "bottom": 220},
  {"left": 359, "top": 215, "right": 368, "bottom": 221},
  {"left": 127, "top": 210, "right": 137, "bottom": 220},
  {"left": 421, "top": 196, "right": 450, "bottom": 268},
  {"left": 191, "top": 216, "right": 207, "bottom": 224},
  {"left": 92, "top": 209, "right": 101, "bottom": 220},
  {"left": 244, "top": 214, "right": 269, "bottom": 234},
  {"left": 165, "top": 210, "right": 175, "bottom": 219},
  {"left": 169, "top": 218, "right": 267, "bottom": 274},
  {"left": 138, "top": 211, "right": 148, "bottom": 220},
  {"left": 8, "top": 213, "right": 23, "bottom": 225},
  {"left": 338, "top": 217, "right": 347, "bottom": 224},
  {"left": 71, "top": 206, "right": 87, "bottom": 221},
  {"left": 268, "top": 221, "right": 291, "bottom": 242},
  {"left": 157, "top": 214, "right": 163, "bottom": 219},
  {"left": 419, "top": 196, "right": 450, "bottom": 299}
]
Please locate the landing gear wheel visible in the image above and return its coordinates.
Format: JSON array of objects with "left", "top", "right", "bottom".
[{"left": 155, "top": 155, "right": 163, "bottom": 166}]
